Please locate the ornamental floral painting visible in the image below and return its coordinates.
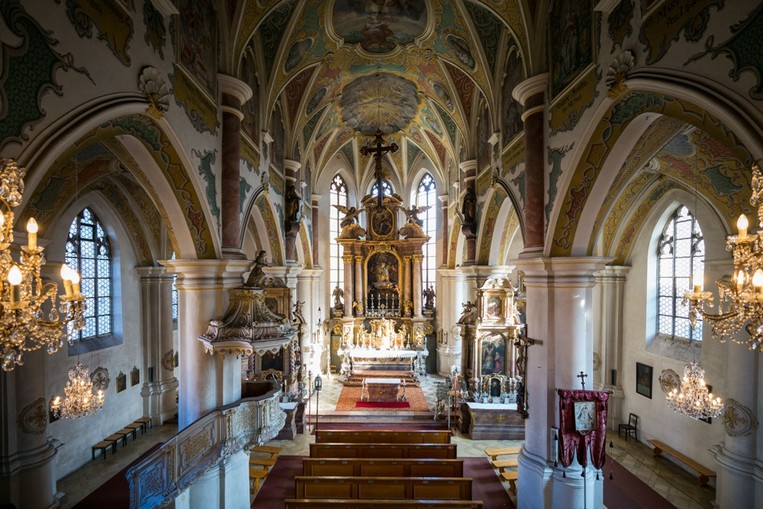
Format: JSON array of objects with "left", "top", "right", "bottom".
[
  {"left": 331, "top": 0, "right": 427, "bottom": 54},
  {"left": 177, "top": 0, "right": 216, "bottom": 96},
  {"left": 340, "top": 73, "right": 420, "bottom": 135}
]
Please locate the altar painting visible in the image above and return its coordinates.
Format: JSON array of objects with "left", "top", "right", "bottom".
[
  {"left": 261, "top": 349, "right": 284, "bottom": 372},
  {"left": 481, "top": 334, "right": 505, "bottom": 375}
]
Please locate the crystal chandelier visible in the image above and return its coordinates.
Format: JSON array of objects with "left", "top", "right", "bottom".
[
  {"left": 684, "top": 162, "right": 763, "bottom": 351},
  {"left": 50, "top": 362, "right": 104, "bottom": 419},
  {"left": 665, "top": 362, "right": 723, "bottom": 420},
  {"left": 0, "top": 158, "right": 87, "bottom": 371}
]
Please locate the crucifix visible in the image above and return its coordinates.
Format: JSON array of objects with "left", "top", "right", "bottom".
[
  {"left": 360, "top": 129, "right": 399, "bottom": 208},
  {"left": 577, "top": 371, "right": 588, "bottom": 391}
]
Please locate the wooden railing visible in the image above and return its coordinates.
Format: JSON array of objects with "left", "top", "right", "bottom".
[{"left": 125, "top": 381, "right": 285, "bottom": 509}]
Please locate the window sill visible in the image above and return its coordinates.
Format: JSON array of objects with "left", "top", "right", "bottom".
[
  {"left": 68, "top": 334, "right": 122, "bottom": 355},
  {"left": 647, "top": 333, "right": 701, "bottom": 362}
]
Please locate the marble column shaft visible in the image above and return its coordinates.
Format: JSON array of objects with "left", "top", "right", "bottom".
[
  {"left": 354, "top": 256, "right": 363, "bottom": 313},
  {"left": 343, "top": 255, "right": 354, "bottom": 315},
  {"left": 412, "top": 255, "right": 423, "bottom": 317}
]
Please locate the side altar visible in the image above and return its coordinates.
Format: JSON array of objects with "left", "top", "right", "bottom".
[{"left": 330, "top": 131, "right": 434, "bottom": 380}]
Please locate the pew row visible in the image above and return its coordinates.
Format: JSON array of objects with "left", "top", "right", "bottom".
[
  {"left": 284, "top": 500, "right": 483, "bottom": 509},
  {"left": 295, "top": 476, "right": 472, "bottom": 500},
  {"left": 302, "top": 458, "right": 465, "bottom": 477},
  {"left": 310, "top": 443, "right": 458, "bottom": 459},
  {"left": 315, "top": 429, "right": 452, "bottom": 444}
]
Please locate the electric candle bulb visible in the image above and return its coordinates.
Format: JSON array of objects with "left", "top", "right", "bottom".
[
  {"left": 70, "top": 270, "right": 81, "bottom": 296},
  {"left": 8, "top": 265, "right": 21, "bottom": 305},
  {"left": 737, "top": 214, "right": 749, "bottom": 238},
  {"left": 26, "top": 218, "right": 37, "bottom": 250},
  {"left": 60, "top": 264, "right": 73, "bottom": 297}
]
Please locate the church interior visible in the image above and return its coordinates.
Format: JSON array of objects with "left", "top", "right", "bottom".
[{"left": 1, "top": 1, "right": 762, "bottom": 508}]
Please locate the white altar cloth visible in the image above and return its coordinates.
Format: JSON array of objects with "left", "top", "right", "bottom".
[{"left": 349, "top": 348, "right": 417, "bottom": 359}]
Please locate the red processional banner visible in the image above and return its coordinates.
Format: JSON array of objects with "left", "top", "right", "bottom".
[{"left": 557, "top": 389, "right": 609, "bottom": 473}]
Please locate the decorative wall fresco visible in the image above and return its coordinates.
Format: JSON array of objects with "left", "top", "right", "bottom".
[
  {"left": 549, "top": 0, "right": 594, "bottom": 98},
  {"left": 172, "top": 67, "right": 218, "bottom": 133},
  {"left": 240, "top": 44, "right": 260, "bottom": 144},
  {"left": 63, "top": 0, "right": 133, "bottom": 66},
  {"left": 271, "top": 105, "right": 285, "bottom": 173},
  {"left": 477, "top": 187, "right": 508, "bottom": 264},
  {"left": 143, "top": 0, "right": 167, "bottom": 58},
  {"left": 255, "top": 195, "right": 284, "bottom": 265},
  {"left": 284, "top": 67, "right": 315, "bottom": 128},
  {"left": 177, "top": 0, "right": 217, "bottom": 97},
  {"left": 239, "top": 177, "right": 252, "bottom": 215},
  {"left": 685, "top": 3, "right": 763, "bottom": 100},
  {"left": 406, "top": 140, "right": 421, "bottom": 171},
  {"left": 608, "top": 0, "right": 634, "bottom": 52},
  {"left": 502, "top": 46, "right": 524, "bottom": 145},
  {"left": 464, "top": 1, "right": 502, "bottom": 75},
  {"left": 551, "top": 91, "right": 751, "bottom": 257},
  {"left": 303, "top": 108, "right": 324, "bottom": 147},
  {"left": 339, "top": 73, "right": 420, "bottom": 135},
  {"left": 549, "top": 66, "right": 599, "bottom": 135},
  {"left": 331, "top": 0, "right": 427, "bottom": 54},
  {"left": 339, "top": 141, "right": 355, "bottom": 171},
  {"left": 546, "top": 144, "right": 574, "bottom": 222},
  {"left": 284, "top": 36, "right": 315, "bottom": 73},
  {"left": 425, "top": 130, "right": 447, "bottom": 166},
  {"left": 444, "top": 62, "right": 475, "bottom": 122},
  {"left": 433, "top": 101, "right": 457, "bottom": 147},
  {"left": 259, "top": 0, "right": 296, "bottom": 80},
  {"left": 299, "top": 224, "right": 312, "bottom": 268},
  {"left": 639, "top": 0, "right": 723, "bottom": 65},
  {"left": 192, "top": 149, "right": 219, "bottom": 225},
  {"left": 445, "top": 33, "right": 476, "bottom": 69},
  {"left": 0, "top": 1, "right": 93, "bottom": 149}
]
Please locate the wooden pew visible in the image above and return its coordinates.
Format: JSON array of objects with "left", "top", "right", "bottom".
[
  {"left": 294, "top": 476, "right": 472, "bottom": 500},
  {"left": 284, "top": 500, "right": 483, "bottom": 509},
  {"left": 647, "top": 439, "right": 716, "bottom": 486},
  {"left": 310, "top": 443, "right": 458, "bottom": 459},
  {"left": 491, "top": 457, "right": 518, "bottom": 473},
  {"left": 484, "top": 446, "right": 521, "bottom": 462},
  {"left": 302, "top": 458, "right": 465, "bottom": 478},
  {"left": 285, "top": 500, "right": 483, "bottom": 509},
  {"left": 315, "top": 429, "right": 451, "bottom": 444}
]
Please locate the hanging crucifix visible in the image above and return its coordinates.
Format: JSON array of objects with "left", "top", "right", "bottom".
[{"left": 360, "top": 129, "right": 399, "bottom": 208}]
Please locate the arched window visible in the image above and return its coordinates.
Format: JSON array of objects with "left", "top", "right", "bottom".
[
  {"left": 657, "top": 205, "right": 704, "bottom": 340},
  {"left": 416, "top": 173, "right": 437, "bottom": 296},
  {"left": 66, "top": 207, "right": 112, "bottom": 340},
  {"left": 370, "top": 179, "right": 393, "bottom": 198},
  {"left": 329, "top": 174, "right": 348, "bottom": 297}
]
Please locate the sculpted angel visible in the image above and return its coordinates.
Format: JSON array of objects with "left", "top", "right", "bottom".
[{"left": 333, "top": 205, "right": 365, "bottom": 228}]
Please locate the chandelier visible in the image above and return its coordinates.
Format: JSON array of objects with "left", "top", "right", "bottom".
[
  {"left": 50, "top": 362, "right": 104, "bottom": 419},
  {"left": 665, "top": 362, "right": 723, "bottom": 420},
  {"left": 0, "top": 158, "right": 87, "bottom": 371},
  {"left": 684, "top": 162, "right": 763, "bottom": 351}
]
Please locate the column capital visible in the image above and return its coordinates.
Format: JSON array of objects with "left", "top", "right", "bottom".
[
  {"left": 515, "top": 256, "right": 616, "bottom": 287},
  {"left": 311, "top": 193, "right": 322, "bottom": 202},
  {"left": 594, "top": 265, "right": 630, "bottom": 281},
  {"left": 136, "top": 265, "right": 173, "bottom": 278},
  {"left": 284, "top": 159, "right": 302, "bottom": 173},
  {"left": 342, "top": 254, "right": 354, "bottom": 264},
  {"left": 459, "top": 159, "right": 478, "bottom": 173},
  {"left": 403, "top": 255, "right": 412, "bottom": 262},
  {"left": 438, "top": 193, "right": 449, "bottom": 204},
  {"left": 218, "top": 74, "right": 253, "bottom": 105},
  {"left": 412, "top": 254, "right": 423, "bottom": 263},
  {"left": 354, "top": 256, "right": 363, "bottom": 263},
  {"left": 512, "top": 73, "right": 548, "bottom": 105},
  {"left": 161, "top": 259, "right": 250, "bottom": 289}
]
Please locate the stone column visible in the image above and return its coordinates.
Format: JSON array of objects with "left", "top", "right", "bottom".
[
  {"left": 137, "top": 266, "right": 178, "bottom": 425},
  {"left": 593, "top": 266, "right": 629, "bottom": 428},
  {"left": 438, "top": 194, "right": 449, "bottom": 266},
  {"left": 161, "top": 259, "right": 250, "bottom": 429},
  {"left": 343, "top": 255, "right": 354, "bottom": 315},
  {"left": 436, "top": 269, "right": 466, "bottom": 375},
  {"left": 219, "top": 74, "right": 253, "bottom": 259},
  {"left": 312, "top": 194, "right": 321, "bottom": 267},
  {"left": 512, "top": 74, "right": 548, "bottom": 255},
  {"left": 354, "top": 256, "right": 364, "bottom": 314},
  {"left": 412, "top": 254, "right": 423, "bottom": 317},
  {"left": 514, "top": 256, "right": 612, "bottom": 509},
  {"left": 0, "top": 350, "right": 59, "bottom": 509},
  {"left": 296, "top": 268, "right": 323, "bottom": 383},
  {"left": 459, "top": 160, "right": 477, "bottom": 264}
]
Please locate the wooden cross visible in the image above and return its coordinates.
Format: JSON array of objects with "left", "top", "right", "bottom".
[
  {"left": 360, "top": 129, "right": 399, "bottom": 207},
  {"left": 577, "top": 371, "right": 588, "bottom": 391}
]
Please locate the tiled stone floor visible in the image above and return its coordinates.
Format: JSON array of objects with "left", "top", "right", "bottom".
[{"left": 54, "top": 374, "right": 715, "bottom": 509}]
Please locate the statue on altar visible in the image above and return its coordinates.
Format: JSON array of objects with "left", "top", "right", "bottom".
[
  {"left": 334, "top": 205, "right": 366, "bottom": 239},
  {"left": 332, "top": 286, "right": 344, "bottom": 310},
  {"left": 423, "top": 286, "right": 435, "bottom": 310},
  {"left": 245, "top": 250, "right": 269, "bottom": 287}
]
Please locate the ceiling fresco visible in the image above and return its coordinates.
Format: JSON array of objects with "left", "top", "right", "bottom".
[{"left": 230, "top": 0, "right": 531, "bottom": 186}]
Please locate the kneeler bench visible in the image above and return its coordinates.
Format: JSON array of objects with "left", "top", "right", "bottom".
[
  {"left": 91, "top": 439, "right": 116, "bottom": 460},
  {"left": 484, "top": 446, "right": 520, "bottom": 462},
  {"left": 500, "top": 471, "right": 518, "bottom": 495},
  {"left": 647, "top": 439, "right": 716, "bottom": 486}
]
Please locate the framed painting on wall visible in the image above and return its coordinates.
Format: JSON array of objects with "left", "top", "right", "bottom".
[{"left": 636, "top": 362, "right": 653, "bottom": 399}]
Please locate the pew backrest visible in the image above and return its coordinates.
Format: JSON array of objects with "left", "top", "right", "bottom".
[
  {"left": 309, "top": 443, "right": 458, "bottom": 459},
  {"left": 315, "top": 429, "right": 452, "bottom": 444},
  {"left": 294, "top": 476, "right": 472, "bottom": 500},
  {"left": 302, "top": 458, "right": 464, "bottom": 477}
]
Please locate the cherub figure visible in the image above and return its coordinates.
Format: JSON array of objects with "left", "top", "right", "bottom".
[
  {"left": 333, "top": 205, "right": 365, "bottom": 228},
  {"left": 402, "top": 204, "right": 430, "bottom": 226}
]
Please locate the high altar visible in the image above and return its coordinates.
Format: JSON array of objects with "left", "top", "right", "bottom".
[{"left": 331, "top": 137, "right": 434, "bottom": 377}]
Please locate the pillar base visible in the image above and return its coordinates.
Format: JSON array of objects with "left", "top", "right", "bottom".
[{"left": 517, "top": 449, "right": 603, "bottom": 509}]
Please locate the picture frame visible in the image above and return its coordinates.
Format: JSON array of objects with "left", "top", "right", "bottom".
[
  {"left": 636, "top": 362, "right": 653, "bottom": 399},
  {"left": 116, "top": 372, "right": 127, "bottom": 393},
  {"left": 573, "top": 400, "right": 597, "bottom": 433}
]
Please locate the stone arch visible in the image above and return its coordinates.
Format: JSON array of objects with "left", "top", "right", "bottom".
[{"left": 549, "top": 87, "right": 755, "bottom": 258}]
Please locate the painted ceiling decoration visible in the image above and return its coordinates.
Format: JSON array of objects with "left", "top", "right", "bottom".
[{"left": 231, "top": 0, "right": 527, "bottom": 187}]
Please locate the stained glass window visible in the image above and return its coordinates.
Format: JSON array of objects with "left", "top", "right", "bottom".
[
  {"left": 66, "top": 208, "right": 112, "bottom": 340},
  {"left": 657, "top": 206, "right": 704, "bottom": 340},
  {"left": 370, "top": 180, "right": 393, "bottom": 198}
]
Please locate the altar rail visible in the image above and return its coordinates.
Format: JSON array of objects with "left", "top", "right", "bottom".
[{"left": 125, "top": 381, "right": 286, "bottom": 509}]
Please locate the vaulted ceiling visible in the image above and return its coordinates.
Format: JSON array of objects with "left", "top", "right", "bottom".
[{"left": 223, "top": 0, "right": 541, "bottom": 188}]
